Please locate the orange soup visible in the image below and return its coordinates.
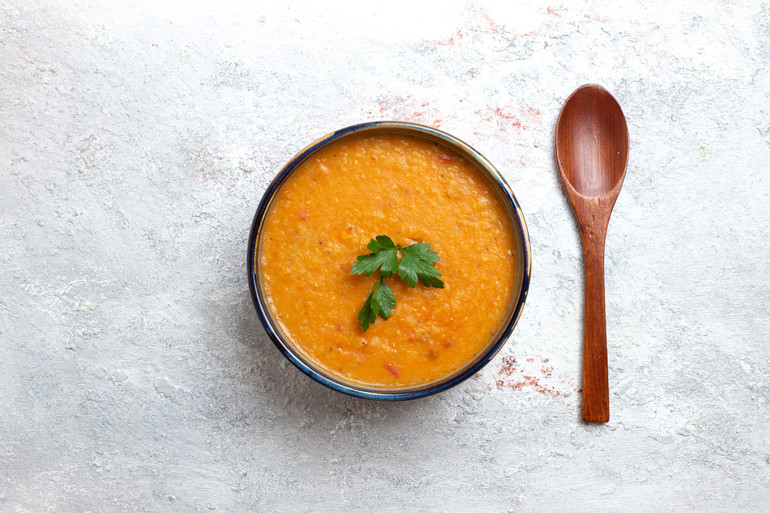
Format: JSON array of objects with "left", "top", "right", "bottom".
[{"left": 258, "top": 133, "right": 518, "bottom": 388}]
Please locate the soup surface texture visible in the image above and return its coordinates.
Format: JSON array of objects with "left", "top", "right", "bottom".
[{"left": 259, "top": 133, "right": 518, "bottom": 388}]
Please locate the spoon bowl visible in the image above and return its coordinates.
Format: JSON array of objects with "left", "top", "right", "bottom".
[
  {"left": 557, "top": 85, "right": 629, "bottom": 198},
  {"left": 555, "top": 84, "right": 629, "bottom": 423}
]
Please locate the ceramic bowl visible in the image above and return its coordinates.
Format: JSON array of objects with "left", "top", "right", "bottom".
[{"left": 247, "top": 121, "right": 531, "bottom": 400}]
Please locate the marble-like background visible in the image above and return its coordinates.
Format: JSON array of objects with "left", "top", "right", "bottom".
[{"left": 2, "top": 1, "right": 768, "bottom": 511}]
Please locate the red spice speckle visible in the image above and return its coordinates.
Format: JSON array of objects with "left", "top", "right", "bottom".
[
  {"left": 521, "top": 106, "right": 541, "bottom": 119},
  {"left": 299, "top": 207, "right": 308, "bottom": 220},
  {"left": 495, "top": 354, "right": 578, "bottom": 399},
  {"left": 424, "top": 27, "right": 464, "bottom": 47},
  {"left": 498, "top": 355, "right": 518, "bottom": 376},
  {"left": 546, "top": 5, "right": 566, "bottom": 16},
  {"left": 485, "top": 104, "right": 543, "bottom": 137},
  {"left": 384, "top": 362, "right": 400, "bottom": 377},
  {"left": 437, "top": 151, "right": 454, "bottom": 163},
  {"left": 546, "top": 4, "right": 602, "bottom": 22},
  {"left": 421, "top": 7, "right": 516, "bottom": 48},
  {"left": 335, "top": 323, "right": 343, "bottom": 331},
  {"left": 488, "top": 107, "right": 528, "bottom": 130},
  {"left": 364, "top": 94, "right": 445, "bottom": 128},
  {"left": 475, "top": 7, "right": 502, "bottom": 34},
  {"left": 343, "top": 404, "right": 360, "bottom": 417}
]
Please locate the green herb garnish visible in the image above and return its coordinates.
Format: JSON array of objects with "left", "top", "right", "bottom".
[
  {"left": 357, "top": 278, "right": 397, "bottom": 332},
  {"left": 351, "top": 235, "right": 444, "bottom": 332},
  {"left": 397, "top": 243, "right": 444, "bottom": 288}
]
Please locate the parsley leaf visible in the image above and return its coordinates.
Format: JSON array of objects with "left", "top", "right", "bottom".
[
  {"left": 398, "top": 243, "right": 445, "bottom": 288},
  {"left": 367, "top": 235, "right": 397, "bottom": 253},
  {"left": 351, "top": 236, "right": 444, "bottom": 332},
  {"left": 357, "top": 278, "right": 396, "bottom": 332},
  {"left": 351, "top": 235, "right": 399, "bottom": 278}
]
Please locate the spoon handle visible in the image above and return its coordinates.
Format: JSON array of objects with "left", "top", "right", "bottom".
[{"left": 580, "top": 220, "right": 610, "bottom": 423}]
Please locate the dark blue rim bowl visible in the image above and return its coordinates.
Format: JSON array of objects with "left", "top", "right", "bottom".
[{"left": 247, "top": 121, "right": 531, "bottom": 400}]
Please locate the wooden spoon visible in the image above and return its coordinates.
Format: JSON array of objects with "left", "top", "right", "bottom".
[{"left": 555, "top": 84, "right": 629, "bottom": 423}]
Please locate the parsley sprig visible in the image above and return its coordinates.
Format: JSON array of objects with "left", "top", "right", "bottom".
[{"left": 351, "top": 235, "right": 444, "bottom": 332}]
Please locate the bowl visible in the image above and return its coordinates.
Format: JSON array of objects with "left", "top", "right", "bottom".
[{"left": 247, "top": 121, "right": 531, "bottom": 400}]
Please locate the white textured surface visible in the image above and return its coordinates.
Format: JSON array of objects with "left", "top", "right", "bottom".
[{"left": 2, "top": 1, "right": 769, "bottom": 511}]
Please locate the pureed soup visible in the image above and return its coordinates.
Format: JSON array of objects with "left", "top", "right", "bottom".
[{"left": 258, "top": 133, "right": 519, "bottom": 389}]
